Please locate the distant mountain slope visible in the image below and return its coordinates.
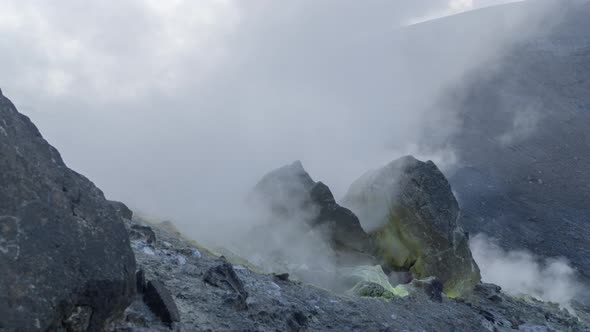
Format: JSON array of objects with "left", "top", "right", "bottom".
[{"left": 411, "top": 0, "right": 590, "bottom": 281}]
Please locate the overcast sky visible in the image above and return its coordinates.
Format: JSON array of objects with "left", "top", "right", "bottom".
[{"left": 0, "top": 0, "right": 553, "bottom": 235}]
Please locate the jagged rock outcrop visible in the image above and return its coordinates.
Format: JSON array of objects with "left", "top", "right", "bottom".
[
  {"left": 0, "top": 94, "right": 136, "bottom": 331},
  {"left": 342, "top": 155, "right": 480, "bottom": 297},
  {"left": 250, "top": 161, "right": 373, "bottom": 259}
]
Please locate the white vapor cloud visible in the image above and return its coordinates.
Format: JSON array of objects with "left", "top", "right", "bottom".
[
  {"left": 470, "top": 234, "right": 586, "bottom": 310},
  {"left": 0, "top": 0, "right": 562, "bottom": 244}
]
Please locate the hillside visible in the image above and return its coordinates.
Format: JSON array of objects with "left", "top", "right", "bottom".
[{"left": 444, "top": 0, "right": 590, "bottom": 280}]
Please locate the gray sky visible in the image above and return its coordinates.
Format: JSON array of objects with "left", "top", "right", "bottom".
[{"left": 0, "top": 0, "right": 549, "bottom": 234}]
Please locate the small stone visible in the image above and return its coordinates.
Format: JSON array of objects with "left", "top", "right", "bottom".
[
  {"left": 479, "top": 309, "right": 495, "bottom": 323},
  {"left": 273, "top": 273, "right": 290, "bottom": 281},
  {"left": 349, "top": 281, "right": 386, "bottom": 298},
  {"left": 143, "top": 280, "right": 180, "bottom": 325},
  {"left": 204, "top": 259, "right": 249, "bottom": 311},
  {"left": 142, "top": 246, "right": 156, "bottom": 256},
  {"left": 130, "top": 224, "right": 156, "bottom": 244},
  {"left": 203, "top": 260, "right": 248, "bottom": 297},
  {"left": 176, "top": 255, "right": 187, "bottom": 265},
  {"left": 190, "top": 248, "right": 202, "bottom": 258}
]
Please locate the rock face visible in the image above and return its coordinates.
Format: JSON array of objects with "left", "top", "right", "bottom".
[
  {"left": 250, "top": 161, "right": 373, "bottom": 259},
  {"left": 443, "top": 1, "right": 590, "bottom": 284},
  {"left": 342, "top": 156, "right": 480, "bottom": 297},
  {"left": 108, "top": 200, "right": 133, "bottom": 220},
  {"left": 0, "top": 94, "right": 136, "bottom": 330}
]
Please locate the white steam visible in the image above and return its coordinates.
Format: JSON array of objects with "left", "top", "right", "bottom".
[{"left": 470, "top": 234, "right": 586, "bottom": 308}]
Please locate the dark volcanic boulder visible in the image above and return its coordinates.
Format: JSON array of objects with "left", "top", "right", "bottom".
[
  {"left": 0, "top": 94, "right": 136, "bottom": 330},
  {"left": 251, "top": 161, "right": 373, "bottom": 258},
  {"left": 143, "top": 280, "right": 180, "bottom": 325},
  {"left": 108, "top": 200, "right": 133, "bottom": 220},
  {"left": 342, "top": 156, "right": 480, "bottom": 297}
]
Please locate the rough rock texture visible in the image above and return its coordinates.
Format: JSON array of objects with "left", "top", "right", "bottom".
[
  {"left": 129, "top": 224, "right": 157, "bottom": 245},
  {"left": 203, "top": 259, "right": 249, "bottom": 311},
  {"left": 410, "top": 277, "right": 444, "bottom": 303},
  {"left": 111, "top": 219, "right": 589, "bottom": 331},
  {"left": 143, "top": 280, "right": 181, "bottom": 325},
  {"left": 0, "top": 94, "right": 136, "bottom": 331},
  {"left": 108, "top": 200, "right": 133, "bottom": 220},
  {"left": 250, "top": 161, "right": 373, "bottom": 259},
  {"left": 342, "top": 156, "right": 481, "bottom": 297}
]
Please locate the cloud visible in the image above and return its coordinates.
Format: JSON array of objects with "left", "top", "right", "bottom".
[
  {"left": 406, "top": 0, "right": 525, "bottom": 25},
  {"left": 0, "top": 0, "right": 560, "bottom": 240},
  {"left": 470, "top": 234, "right": 586, "bottom": 310},
  {"left": 0, "top": 0, "right": 239, "bottom": 102}
]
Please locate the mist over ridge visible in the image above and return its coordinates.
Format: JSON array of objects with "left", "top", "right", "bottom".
[{"left": 3, "top": 1, "right": 590, "bottom": 330}]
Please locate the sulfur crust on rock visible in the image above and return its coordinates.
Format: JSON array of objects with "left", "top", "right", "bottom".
[
  {"left": 344, "top": 265, "right": 410, "bottom": 299},
  {"left": 342, "top": 156, "right": 481, "bottom": 298}
]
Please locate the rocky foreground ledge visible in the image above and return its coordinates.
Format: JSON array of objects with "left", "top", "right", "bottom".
[{"left": 112, "top": 217, "right": 590, "bottom": 331}]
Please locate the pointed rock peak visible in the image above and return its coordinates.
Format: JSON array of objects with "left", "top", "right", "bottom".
[
  {"left": 290, "top": 160, "right": 304, "bottom": 170},
  {"left": 255, "top": 160, "right": 315, "bottom": 194},
  {"left": 250, "top": 162, "right": 373, "bottom": 258},
  {"left": 310, "top": 181, "right": 336, "bottom": 204},
  {"left": 383, "top": 155, "right": 424, "bottom": 173}
]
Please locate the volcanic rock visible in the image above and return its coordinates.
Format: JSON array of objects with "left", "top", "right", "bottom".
[
  {"left": 342, "top": 155, "right": 480, "bottom": 297},
  {"left": 119, "top": 217, "right": 589, "bottom": 331},
  {"left": 251, "top": 161, "right": 373, "bottom": 258},
  {"left": 410, "top": 277, "right": 444, "bottom": 302},
  {"left": 203, "top": 259, "right": 249, "bottom": 310},
  {"left": 108, "top": 200, "right": 133, "bottom": 220},
  {"left": 129, "top": 224, "right": 157, "bottom": 245},
  {"left": 0, "top": 93, "right": 136, "bottom": 331},
  {"left": 143, "top": 280, "right": 180, "bottom": 325}
]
